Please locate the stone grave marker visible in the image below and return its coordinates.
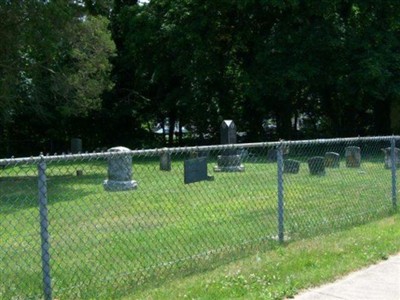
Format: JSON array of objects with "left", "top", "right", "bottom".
[
  {"left": 220, "top": 120, "right": 237, "bottom": 144},
  {"left": 308, "top": 156, "right": 325, "bottom": 175},
  {"left": 325, "top": 152, "right": 340, "bottom": 168},
  {"left": 103, "top": 146, "right": 137, "bottom": 191},
  {"left": 160, "top": 149, "right": 171, "bottom": 171},
  {"left": 283, "top": 159, "right": 300, "bottom": 174},
  {"left": 345, "top": 146, "right": 361, "bottom": 168},
  {"left": 184, "top": 157, "right": 214, "bottom": 184},
  {"left": 382, "top": 147, "right": 400, "bottom": 169},
  {"left": 267, "top": 149, "right": 278, "bottom": 162},
  {"left": 267, "top": 146, "right": 289, "bottom": 162},
  {"left": 214, "top": 120, "right": 244, "bottom": 172}
]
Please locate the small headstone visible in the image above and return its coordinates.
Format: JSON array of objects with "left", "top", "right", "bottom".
[
  {"left": 267, "top": 146, "right": 289, "bottom": 162},
  {"left": 103, "top": 146, "right": 137, "bottom": 191},
  {"left": 283, "top": 159, "right": 300, "bottom": 174},
  {"left": 308, "top": 156, "right": 325, "bottom": 175},
  {"left": 325, "top": 152, "right": 340, "bottom": 168},
  {"left": 71, "top": 138, "right": 82, "bottom": 154},
  {"left": 267, "top": 149, "right": 277, "bottom": 162},
  {"left": 345, "top": 146, "right": 361, "bottom": 168},
  {"left": 214, "top": 120, "right": 244, "bottom": 172},
  {"left": 160, "top": 150, "right": 171, "bottom": 171},
  {"left": 382, "top": 147, "right": 400, "bottom": 169},
  {"left": 184, "top": 157, "right": 214, "bottom": 184}
]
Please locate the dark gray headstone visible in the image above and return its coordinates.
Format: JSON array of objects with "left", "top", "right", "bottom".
[
  {"left": 103, "top": 146, "right": 137, "bottom": 191},
  {"left": 71, "top": 138, "right": 82, "bottom": 154},
  {"left": 214, "top": 120, "right": 245, "bottom": 172},
  {"left": 345, "top": 146, "right": 361, "bottom": 168},
  {"left": 220, "top": 120, "right": 237, "bottom": 144},
  {"left": 325, "top": 152, "right": 340, "bottom": 168},
  {"left": 382, "top": 147, "right": 400, "bottom": 169},
  {"left": 308, "top": 156, "right": 325, "bottom": 175},
  {"left": 184, "top": 157, "right": 213, "bottom": 184},
  {"left": 284, "top": 159, "right": 300, "bottom": 174},
  {"left": 160, "top": 151, "right": 171, "bottom": 171}
]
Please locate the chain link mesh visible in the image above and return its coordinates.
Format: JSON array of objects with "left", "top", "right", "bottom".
[{"left": 0, "top": 136, "right": 398, "bottom": 299}]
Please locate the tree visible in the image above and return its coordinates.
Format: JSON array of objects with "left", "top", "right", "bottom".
[{"left": 0, "top": 1, "right": 115, "bottom": 156}]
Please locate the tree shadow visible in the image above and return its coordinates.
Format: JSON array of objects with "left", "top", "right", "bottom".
[{"left": 0, "top": 173, "right": 105, "bottom": 215}]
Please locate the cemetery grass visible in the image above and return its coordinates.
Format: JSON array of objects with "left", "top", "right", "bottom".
[
  {"left": 0, "top": 158, "right": 397, "bottom": 299},
  {"left": 126, "top": 214, "right": 400, "bottom": 300}
]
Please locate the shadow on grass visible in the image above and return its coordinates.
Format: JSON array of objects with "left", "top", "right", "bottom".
[{"left": 0, "top": 173, "right": 104, "bottom": 215}]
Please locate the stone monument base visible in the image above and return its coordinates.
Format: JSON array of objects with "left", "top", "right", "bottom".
[
  {"left": 103, "top": 180, "right": 137, "bottom": 191},
  {"left": 214, "top": 155, "right": 245, "bottom": 172}
]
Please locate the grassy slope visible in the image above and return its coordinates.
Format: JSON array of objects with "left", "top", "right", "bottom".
[{"left": 128, "top": 214, "right": 400, "bottom": 300}]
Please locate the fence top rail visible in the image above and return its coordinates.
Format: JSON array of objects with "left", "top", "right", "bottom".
[{"left": 1, "top": 135, "right": 399, "bottom": 166}]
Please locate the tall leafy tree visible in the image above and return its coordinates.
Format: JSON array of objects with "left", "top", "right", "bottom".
[{"left": 0, "top": 1, "right": 115, "bottom": 155}]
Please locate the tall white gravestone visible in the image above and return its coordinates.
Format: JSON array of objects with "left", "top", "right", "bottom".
[{"left": 103, "top": 146, "right": 137, "bottom": 191}]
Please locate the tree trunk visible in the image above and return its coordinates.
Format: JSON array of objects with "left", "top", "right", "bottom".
[{"left": 168, "top": 115, "right": 176, "bottom": 147}]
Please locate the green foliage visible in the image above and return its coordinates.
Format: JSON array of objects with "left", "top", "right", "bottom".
[
  {"left": 108, "top": 0, "right": 399, "bottom": 144},
  {"left": 1, "top": 0, "right": 400, "bottom": 154},
  {"left": 52, "top": 15, "right": 116, "bottom": 117},
  {"left": 0, "top": 1, "right": 116, "bottom": 156}
]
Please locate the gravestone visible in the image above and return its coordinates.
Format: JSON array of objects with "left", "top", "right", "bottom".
[
  {"left": 308, "top": 156, "right": 325, "bottom": 175},
  {"left": 283, "top": 159, "right": 300, "bottom": 174},
  {"left": 103, "top": 146, "right": 137, "bottom": 191},
  {"left": 71, "top": 138, "right": 82, "bottom": 154},
  {"left": 160, "top": 150, "right": 171, "bottom": 171},
  {"left": 345, "top": 146, "right": 361, "bottom": 168},
  {"left": 325, "top": 152, "right": 340, "bottom": 168},
  {"left": 184, "top": 157, "right": 214, "bottom": 184},
  {"left": 382, "top": 147, "right": 400, "bottom": 169},
  {"left": 220, "top": 120, "right": 237, "bottom": 144},
  {"left": 267, "top": 149, "right": 278, "bottom": 162},
  {"left": 267, "top": 146, "right": 289, "bottom": 162},
  {"left": 214, "top": 120, "right": 244, "bottom": 172}
]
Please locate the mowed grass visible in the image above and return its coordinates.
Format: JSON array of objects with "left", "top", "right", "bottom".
[
  {"left": 127, "top": 214, "right": 400, "bottom": 300},
  {"left": 0, "top": 155, "right": 397, "bottom": 299}
]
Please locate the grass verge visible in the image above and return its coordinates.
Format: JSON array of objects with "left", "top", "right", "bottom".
[{"left": 126, "top": 213, "right": 400, "bottom": 300}]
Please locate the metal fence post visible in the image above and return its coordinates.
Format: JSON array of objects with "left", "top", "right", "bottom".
[
  {"left": 391, "top": 136, "right": 397, "bottom": 209},
  {"left": 277, "top": 144, "right": 284, "bottom": 243},
  {"left": 38, "top": 159, "right": 52, "bottom": 300}
]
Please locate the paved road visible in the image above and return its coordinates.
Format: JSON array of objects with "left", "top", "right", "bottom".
[{"left": 293, "top": 254, "right": 400, "bottom": 300}]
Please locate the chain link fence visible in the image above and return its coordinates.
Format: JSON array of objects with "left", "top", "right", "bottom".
[{"left": 1, "top": 136, "right": 398, "bottom": 299}]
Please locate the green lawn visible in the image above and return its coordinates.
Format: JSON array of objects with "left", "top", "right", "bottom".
[
  {"left": 0, "top": 154, "right": 397, "bottom": 299},
  {"left": 128, "top": 214, "right": 400, "bottom": 300}
]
